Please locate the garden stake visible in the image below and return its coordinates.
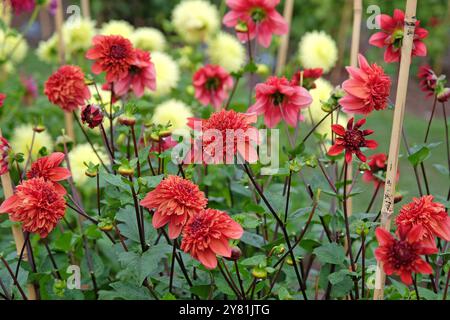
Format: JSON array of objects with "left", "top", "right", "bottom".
[
  {"left": 55, "top": 0, "right": 75, "bottom": 141},
  {"left": 373, "top": 0, "right": 417, "bottom": 300},
  {"left": 346, "top": 0, "right": 363, "bottom": 219},
  {"left": 275, "top": 0, "right": 294, "bottom": 74},
  {"left": 81, "top": 0, "right": 91, "bottom": 19},
  {"left": 0, "top": 128, "right": 37, "bottom": 300}
]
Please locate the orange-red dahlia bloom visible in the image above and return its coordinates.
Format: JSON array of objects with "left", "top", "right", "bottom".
[
  {"left": 375, "top": 226, "right": 437, "bottom": 285},
  {"left": 328, "top": 117, "right": 378, "bottom": 163},
  {"left": 114, "top": 49, "right": 156, "bottom": 98},
  {"left": 140, "top": 175, "right": 208, "bottom": 239},
  {"left": 26, "top": 152, "right": 71, "bottom": 195},
  {"left": 181, "top": 208, "right": 243, "bottom": 269},
  {"left": 193, "top": 64, "right": 233, "bottom": 110},
  {"left": 187, "top": 110, "right": 259, "bottom": 164},
  {"left": 44, "top": 65, "right": 91, "bottom": 112},
  {"left": 248, "top": 76, "right": 312, "bottom": 128},
  {"left": 223, "top": 0, "right": 288, "bottom": 48},
  {"left": 0, "top": 177, "right": 67, "bottom": 238},
  {"left": 363, "top": 153, "right": 387, "bottom": 186},
  {"left": 396, "top": 195, "right": 450, "bottom": 246},
  {"left": 340, "top": 54, "right": 391, "bottom": 115},
  {"left": 0, "top": 137, "right": 10, "bottom": 175},
  {"left": 369, "top": 9, "right": 428, "bottom": 63},
  {"left": 86, "top": 35, "right": 136, "bottom": 83}
]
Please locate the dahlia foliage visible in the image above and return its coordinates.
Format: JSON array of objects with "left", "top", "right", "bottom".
[{"left": 0, "top": 0, "right": 449, "bottom": 303}]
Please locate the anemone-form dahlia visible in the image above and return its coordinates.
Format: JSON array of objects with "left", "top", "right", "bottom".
[
  {"left": 291, "top": 68, "right": 323, "bottom": 90},
  {"left": 418, "top": 65, "right": 438, "bottom": 97},
  {"left": 340, "top": 54, "right": 391, "bottom": 115},
  {"left": 369, "top": 9, "right": 428, "bottom": 63},
  {"left": 44, "top": 65, "right": 91, "bottom": 112},
  {"left": 0, "top": 137, "right": 10, "bottom": 175},
  {"left": 114, "top": 49, "right": 156, "bottom": 98},
  {"left": 374, "top": 226, "right": 437, "bottom": 285},
  {"left": 0, "top": 93, "right": 5, "bottom": 107},
  {"left": 248, "top": 76, "right": 312, "bottom": 128},
  {"left": 26, "top": 152, "right": 71, "bottom": 195},
  {"left": 81, "top": 104, "right": 104, "bottom": 129},
  {"left": 187, "top": 110, "right": 259, "bottom": 164},
  {"left": 193, "top": 64, "right": 233, "bottom": 110},
  {"left": 181, "top": 208, "right": 244, "bottom": 269},
  {"left": 328, "top": 117, "right": 378, "bottom": 163},
  {"left": 223, "top": 0, "right": 288, "bottom": 48},
  {"left": 0, "top": 177, "right": 67, "bottom": 238},
  {"left": 86, "top": 35, "right": 136, "bottom": 83},
  {"left": 9, "top": 0, "right": 35, "bottom": 15},
  {"left": 396, "top": 195, "right": 450, "bottom": 246},
  {"left": 140, "top": 175, "right": 208, "bottom": 239}
]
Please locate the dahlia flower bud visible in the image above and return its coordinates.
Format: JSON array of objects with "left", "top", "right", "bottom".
[
  {"left": 252, "top": 267, "right": 267, "bottom": 279},
  {"left": 55, "top": 135, "right": 74, "bottom": 153},
  {"left": 118, "top": 163, "right": 134, "bottom": 177},
  {"left": 81, "top": 104, "right": 104, "bottom": 129},
  {"left": 394, "top": 193, "right": 403, "bottom": 204},
  {"left": 33, "top": 124, "right": 46, "bottom": 133},
  {"left": 437, "top": 87, "right": 450, "bottom": 103},
  {"left": 0, "top": 137, "right": 11, "bottom": 175},
  {"left": 224, "top": 246, "right": 242, "bottom": 261},
  {"left": 235, "top": 21, "right": 248, "bottom": 34},
  {"left": 118, "top": 115, "right": 136, "bottom": 126},
  {"left": 98, "top": 217, "right": 114, "bottom": 232}
]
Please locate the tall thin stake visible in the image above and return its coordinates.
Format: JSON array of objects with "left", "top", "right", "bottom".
[
  {"left": 55, "top": 0, "right": 75, "bottom": 141},
  {"left": 81, "top": 0, "right": 91, "bottom": 19},
  {"left": 373, "top": 0, "right": 418, "bottom": 300},
  {"left": 0, "top": 129, "right": 37, "bottom": 300},
  {"left": 346, "top": 0, "right": 363, "bottom": 218},
  {"left": 275, "top": 0, "right": 294, "bottom": 74}
]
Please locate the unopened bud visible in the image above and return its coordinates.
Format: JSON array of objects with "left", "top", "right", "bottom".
[
  {"left": 118, "top": 165, "right": 134, "bottom": 177},
  {"left": 394, "top": 193, "right": 403, "bottom": 204},
  {"left": 33, "top": 125, "right": 46, "bottom": 133},
  {"left": 252, "top": 267, "right": 267, "bottom": 279},
  {"left": 118, "top": 115, "right": 136, "bottom": 126},
  {"left": 225, "top": 247, "right": 242, "bottom": 261}
]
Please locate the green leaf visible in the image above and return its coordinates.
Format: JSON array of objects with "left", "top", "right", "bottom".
[
  {"left": 408, "top": 146, "right": 430, "bottom": 166},
  {"left": 240, "top": 231, "right": 265, "bottom": 248},
  {"left": 313, "top": 243, "right": 346, "bottom": 265},
  {"left": 190, "top": 285, "right": 211, "bottom": 299},
  {"left": 328, "top": 269, "right": 356, "bottom": 285},
  {"left": 277, "top": 286, "right": 293, "bottom": 300},
  {"left": 240, "top": 254, "right": 267, "bottom": 267},
  {"left": 99, "top": 281, "right": 153, "bottom": 300},
  {"left": 433, "top": 164, "right": 449, "bottom": 176},
  {"left": 103, "top": 173, "right": 130, "bottom": 190}
]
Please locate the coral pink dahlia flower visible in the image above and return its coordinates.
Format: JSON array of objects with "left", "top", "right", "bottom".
[{"left": 193, "top": 64, "right": 233, "bottom": 110}]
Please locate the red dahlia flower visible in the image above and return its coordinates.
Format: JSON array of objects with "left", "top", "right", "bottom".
[
  {"left": 291, "top": 68, "right": 323, "bottom": 90},
  {"left": 375, "top": 226, "right": 437, "bottom": 285},
  {"left": 223, "top": 0, "right": 288, "bottom": 48},
  {"left": 0, "top": 137, "right": 11, "bottom": 175},
  {"left": 140, "top": 175, "right": 208, "bottom": 239},
  {"left": 9, "top": 0, "right": 35, "bottom": 14},
  {"left": 114, "top": 49, "right": 156, "bottom": 98},
  {"left": 86, "top": 35, "right": 136, "bottom": 83},
  {"left": 193, "top": 64, "right": 233, "bottom": 110},
  {"left": 26, "top": 152, "right": 71, "bottom": 195},
  {"left": 396, "top": 195, "right": 450, "bottom": 246},
  {"left": 369, "top": 9, "right": 428, "bottom": 63},
  {"left": 0, "top": 93, "right": 5, "bottom": 107},
  {"left": 340, "top": 54, "right": 391, "bottom": 115},
  {"left": 187, "top": 110, "right": 259, "bottom": 164},
  {"left": 149, "top": 136, "right": 178, "bottom": 154},
  {"left": 328, "top": 117, "right": 378, "bottom": 163},
  {"left": 0, "top": 177, "right": 67, "bottom": 238},
  {"left": 181, "top": 208, "right": 243, "bottom": 269},
  {"left": 363, "top": 153, "right": 387, "bottom": 186},
  {"left": 418, "top": 65, "right": 438, "bottom": 97},
  {"left": 248, "top": 76, "right": 312, "bottom": 128},
  {"left": 44, "top": 65, "right": 91, "bottom": 112},
  {"left": 81, "top": 104, "right": 104, "bottom": 129}
]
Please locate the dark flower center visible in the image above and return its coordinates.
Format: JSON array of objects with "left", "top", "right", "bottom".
[
  {"left": 389, "top": 240, "right": 418, "bottom": 269},
  {"left": 205, "top": 77, "right": 220, "bottom": 91},
  {"left": 272, "top": 92, "right": 285, "bottom": 106},
  {"left": 344, "top": 130, "right": 365, "bottom": 150},
  {"left": 190, "top": 217, "right": 206, "bottom": 234},
  {"left": 250, "top": 8, "right": 266, "bottom": 23},
  {"left": 391, "top": 29, "right": 404, "bottom": 49},
  {"left": 110, "top": 44, "right": 127, "bottom": 59}
]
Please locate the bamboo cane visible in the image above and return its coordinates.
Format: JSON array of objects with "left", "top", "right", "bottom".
[
  {"left": 346, "top": 0, "right": 362, "bottom": 218},
  {"left": 54, "top": 0, "right": 75, "bottom": 141},
  {"left": 275, "top": 0, "right": 294, "bottom": 74},
  {"left": 373, "top": 0, "right": 417, "bottom": 300},
  {"left": 0, "top": 129, "right": 37, "bottom": 300},
  {"left": 81, "top": 0, "right": 90, "bottom": 19}
]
